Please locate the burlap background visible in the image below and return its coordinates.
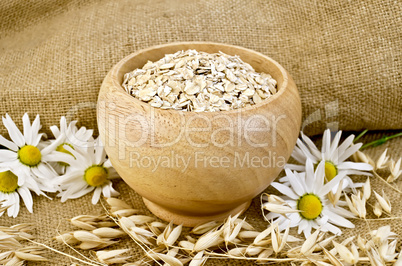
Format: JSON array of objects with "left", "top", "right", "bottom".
[
  {"left": 0, "top": 0, "right": 401, "bottom": 265},
  {"left": 0, "top": 0, "right": 401, "bottom": 136}
]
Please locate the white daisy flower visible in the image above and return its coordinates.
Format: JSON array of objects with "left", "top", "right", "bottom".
[
  {"left": 48, "top": 116, "right": 94, "bottom": 174},
  {"left": 0, "top": 167, "right": 46, "bottom": 218},
  {"left": 284, "top": 129, "right": 373, "bottom": 191},
  {"left": 55, "top": 138, "right": 119, "bottom": 204},
  {"left": 264, "top": 159, "right": 356, "bottom": 238},
  {"left": 0, "top": 113, "right": 69, "bottom": 192}
]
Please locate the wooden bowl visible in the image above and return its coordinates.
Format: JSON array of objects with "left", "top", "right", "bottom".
[{"left": 97, "top": 42, "right": 301, "bottom": 226}]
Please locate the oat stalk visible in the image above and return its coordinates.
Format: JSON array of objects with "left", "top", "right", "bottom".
[{"left": 360, "top": 131, "right": 402, "bottom": 150}]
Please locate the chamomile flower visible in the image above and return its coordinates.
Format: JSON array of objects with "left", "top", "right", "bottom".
[
  {"left": 48, "top": 116, "right": 94, "bottom": 174},
  {"left": 0, "top": 167, "right": 46, "bottom": 218},
  {"left": 264, "top": 159, "right": 356, "bottom": 238},
  {"left": 284, "top": 129, "right": 373, "bottom": 191},
  {"left": 55, "top": 138, "right": 119, "bottom": 204},
  {"left": 0, "top": 113, "right": 69, "bottom": 192}
]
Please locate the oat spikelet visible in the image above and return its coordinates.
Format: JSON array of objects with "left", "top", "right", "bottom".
[
  {"left": 191, "top": 221, "right": 219, "bottom": 235},
  {"left": 352, "top": 150, "right": 375, "bottom": 167},
  {"left": 262, "top": 202, "right": 300, "bottom": 215},
  {"left": 188, "top": 251, "right": 206, "bottom": 266},
  {"left": 363, "top": 178, "right": 371, "bottom": 200},
  {"left": 332, "top": 241, "right": 357, "bottom": 264},
  {"left": 328, "top": 179, "right": 343, "bottom": 206},
  {"left": 373, "top": 190, "right": 391, "bottom": 213},
  {"left": 300, "top": 228, "right": 320, "bottom": 255},
  {"left": 92, "top": 228, "right": 126, "bottom": 238},
  {"left": 146, "top": 252, "right": 183, "bottom": 266},
  {"left": 322, "top": 247, "right": 343, "bottom": 266},
  {"left": 193, "top": 228, "right": 223, "bottom": 252},
  {"left": 14, "top": 251, "right": 48, "bottom": 262},
  {"left": 376, "top": 149, "right": 389, "bottom": 169},
  {"left": 389, "top": 157, "right": 402, "bottom": 182},
  {"left": 96, "top": 249, "right": 131, "bottom": 264}
]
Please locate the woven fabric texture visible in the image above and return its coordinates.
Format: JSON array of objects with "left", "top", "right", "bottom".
[
  {"left": 0, "top": 0, "right": 401, "bottom": 265},
  {"left": 0, "top": 0, "right": 401, "bottom": 136}
]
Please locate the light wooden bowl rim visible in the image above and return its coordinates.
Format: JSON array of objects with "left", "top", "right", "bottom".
[{"left": 107, "top": 41, "right": 290, "bottom": 115}]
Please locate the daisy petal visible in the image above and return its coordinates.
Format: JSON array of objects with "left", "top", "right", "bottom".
[
  {"left": 284, "top": 168, "right": 305, "bottom": 196},
  {"left": 42, "top": 152, "right": 75, "bottom": 165},
  {"left": 301, "top": 132, "right": 321, "bottom": 159},
  {"left": 305, "top": 158, "right": 316, "bottom": 190},
  {"left": 0, "top": 135, "right": 18, "bottom": 151},
  {"left": 69, "top": 186, "right": 95, "bottom": 200},
  {"left": 296, "top": 139, "right": 317, "bottom": 162},
  {"left": 22, "top": 113, "right": 32, "bottom": 145},
  {"left": 30, "top": 115, "right": 42, "bottom": 142},
  {"left": 41, "top": 133, "right": 65, "bottom": 155},
  {"left": 337, "top": 143, "right": 362, "bottom": 163},
  {"left": 332, "top": 135, "right": 356, "bottom": 163},
  {"left": 50, "top": 125, "right": 61, "bottom": 139},
  {"left": 2, "top": 114, "right": 25, "bottom": 147},
  {"left": 288, "top": 213, "right": 302, "bottom": 227},
  {"left": 95, "top": 144, "right": 107, "bottom": 165},
  {"left": 109, "top": 185, "right": 120, "bottom": 197},
  {"left": 322, "top": 129, "right": 331, "bottom": 159},
  {"left": 291, "top": 146, "right": 308, "bottom": 164},
  {"left": 338, "top": 162, "right": 373, "bottom": 171},
  {"left": 38, "top": 163, "right": 58, "bottom": 178},
  {"left": 102, "top": 183, "right": 111, "bottom": 198},
  {"left": 318, "top": 171, "right": 347, "bottom": 196},
  {"left": 31, "top": 133, "right": 44, "bottom": 147},
  {"left": 298, "top": 219, "right": 309, "bottom": 235},
  {"left": 9, "top": 192, "right": 20, "bottom": 218},
  {"left": 18, "top": 186, "right": 33, "bottom": 213},
  {"left": 103, "top": 160, "right": 113, "bottom": 168},
  {"left": 285, "top": 163, "right": 306, "bottom": 171},
  {"left": 60, "top": 116, "right": 67, "bottom": 134},
  {"left": 342, "top": 169, "right": 373, "bottom": 176},
  {"left": 328, "top": 205, "right": 356, "bottom": 219},
  {"left": 321, "top": 222, "right": 342, "bottom": 235},
  {"left": 271, "top": 182, "right": 299, "bottom": 199},
  {"left": 265, "top": 212, "right": 281, "bottom": 220},
  {"left": 328, "top": 130, "right": 342, "bottom": 159},
  {"left": 324, "top": 209, "right": 355, "bottom": 228},
  {"left": 92, "top": 187, "right": 102, "bottom": 204},
  {"left": 60, "top": 184, "right": 92, "bottom": 202},
  {"left": 314, "top": 160, "right": 326, "bottom": 191},
  {"left": 0, "top": 150, "right": 18, "bottom": 161}
]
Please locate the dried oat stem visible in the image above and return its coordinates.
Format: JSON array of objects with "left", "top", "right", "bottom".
[
  {"left": 373, "top": 171, "right": 402, "bottom": 194},
  {"left": 21, "top": 237, "right": 106, "bottom": 266},
  {"left": 55, "top": 228, "right": 105, "bottom": 265},
  {"left": 359, "top": 217, "right": 402, "bottom": 221},
  {"left": 203, "top": 252, "right": 306, "bottom": 262}
]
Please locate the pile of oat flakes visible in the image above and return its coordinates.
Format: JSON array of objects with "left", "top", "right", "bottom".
[{"left": 122, "top": 50, "right": 277, "bottom": 112}]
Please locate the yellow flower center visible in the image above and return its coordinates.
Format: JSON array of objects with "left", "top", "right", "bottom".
[
  {"left": 18, "top": 145, "right": 42, "bottom": 167},
  {"left": 0, "top": 170, "right": 18, "bottom": 193},
  {"left": 56, "top": 143, "right": 75, "bottom": 166},
  {"left": 297, "top": 194, "right": 323, "bottom": 220},
  {"left": 84, "top": 165, "right": 108, "bottom": 187},
  {"left": 324, "top": 161, "right": 338, "bottom": 182}
]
